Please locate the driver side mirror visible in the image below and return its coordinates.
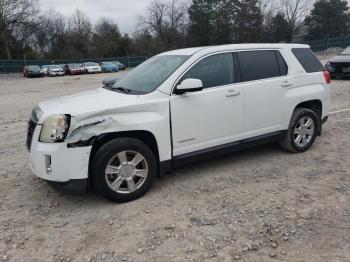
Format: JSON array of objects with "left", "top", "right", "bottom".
[{"left": 175, "top": 78, "right": 203, "bottom": 95}]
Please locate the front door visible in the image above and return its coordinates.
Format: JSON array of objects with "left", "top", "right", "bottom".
[{"left": 170, "top": 52, "right": 244, "bottom": 157}]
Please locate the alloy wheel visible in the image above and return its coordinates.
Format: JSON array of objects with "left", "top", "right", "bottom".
[
  {"left": 104, "top": 151, "right": 149, "bottom": 194},
  {"left": 293, "top": 116, "right": 315, "bottom": 147}
]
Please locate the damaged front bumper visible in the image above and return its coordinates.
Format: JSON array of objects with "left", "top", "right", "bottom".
[{"left": 29, "top": 125, "right": 92, "bottom": 193}]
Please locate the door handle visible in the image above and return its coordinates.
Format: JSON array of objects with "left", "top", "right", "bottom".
[
  {"left": 281, "top": 81, "right": 293, "bottom": 88},
  {"left": 225, "top": 90, "right": 240, "bottom": 97}
]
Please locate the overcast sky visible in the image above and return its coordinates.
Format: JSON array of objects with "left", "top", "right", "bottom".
[{"left": 39, "top": 0, "right": 170, "bottom": 34}]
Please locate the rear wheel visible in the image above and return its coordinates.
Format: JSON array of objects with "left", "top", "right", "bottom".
[
  {"left": 92, "top": 138, "right": 157, "bottom": 202},
  {"left": 280, "top": 108, "right": 319, "bottom": 153}
]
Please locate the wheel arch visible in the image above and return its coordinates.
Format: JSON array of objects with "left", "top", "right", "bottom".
[
  {"left": 293, "top": 99, "right": 323, "bottom": 134},
  {"left": 88, "top": 130, "right": 161, "bottom": 186},
  {"left": 295, "top": 99, "right": 322, "bottom": 120}
]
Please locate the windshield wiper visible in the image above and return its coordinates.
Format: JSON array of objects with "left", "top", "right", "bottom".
[{"left": 113, "top": 87, "right": 132, "bottom": 94}]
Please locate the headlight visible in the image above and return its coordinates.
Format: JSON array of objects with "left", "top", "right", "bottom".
[{"left": 39, "top": 115, "right": 70, "bottom": 143}]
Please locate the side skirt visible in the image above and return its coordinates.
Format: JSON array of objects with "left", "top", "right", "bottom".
[{"left": 160, "top": 130, "right": 287, "bottom": 175}]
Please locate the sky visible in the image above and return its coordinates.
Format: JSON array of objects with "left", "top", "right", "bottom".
[{"left": 39, "top": 0, "right": 166, "bottom": 34}]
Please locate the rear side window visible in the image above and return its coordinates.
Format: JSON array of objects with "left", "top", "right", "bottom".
[
  {"left": 237, "top": 50, "right": 285, "bottom": 82},
  {"left": 292, "top": 48, "right": 324, "bottom": 73},
  {"left": 182, "top": 53, "right": 234, "bottom": 88}
]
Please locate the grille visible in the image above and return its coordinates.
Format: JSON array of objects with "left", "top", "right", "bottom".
[
  {"left": 26, "top": 119, "right": 37, "bottom": 151},
  {"left": 332, "top": 62, "right": 350, "bottom": 73}
]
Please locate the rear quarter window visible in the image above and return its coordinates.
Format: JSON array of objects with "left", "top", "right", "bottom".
[{"left": 292, "top": 48, "right": 324, "bottom": 73}]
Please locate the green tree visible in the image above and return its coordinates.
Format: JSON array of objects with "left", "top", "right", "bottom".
[
  {"left": 233, "top": 0, "right": 263, "bottom": 43},
  {"left": 91, "top": 18, "right": 121, "bottom": 58},
  {"left": 305, "top": 0, "right": 350, "bottom": 40},
  {"left": 188, "top": 0, "right": 216, "bottom": 45},
  {"left": 264, "top": 12, "right": 290, "bottom": 42}
]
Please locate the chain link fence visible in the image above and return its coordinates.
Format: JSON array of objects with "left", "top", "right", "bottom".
[
  {"left": 0, "top": 56, "right": 148, "bottom": 73},
  {"left": 303, "top": 35, "right": 350, "bottom": 52}
]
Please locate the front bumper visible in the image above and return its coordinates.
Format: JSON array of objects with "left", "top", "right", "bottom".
[
  {"left": 49, "top": 72, "right": 64, "bottom": 76},
  {"left": 87, "top": 68, "right": 102, "bottom": 73},
  {"left": 28, "top": 125, "right": 92, "bottom": 189},
  {"left": 47, "top": 179, "right": 88, "bottom": 194}
]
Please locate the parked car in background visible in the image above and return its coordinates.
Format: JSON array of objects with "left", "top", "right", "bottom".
[
  {"left": 23, "top": 65, "right": 44, "bottom": 78},
  {"left": 64, "top": 64, "right": 85, "bottom": 75},
  {"left": 100, "top": 62, "right": 119, "bottom": 73},
  {"left": 81, "top": 62, "right": 102, "bottom": 74},
  {"left": 325, "top": 46, "right": 350, "bottom": 78},
  {"left": 41, "top": 65, "right": 50, "bottom": 75},
  {"left": 47, "top": 65, "right": 65, "bottom": 77},
  {"left": 27, "top": 44, "right": 331, "bottom": 202},
  {"left": 112, "top": 61, "right": 127, "bottom": 70}
]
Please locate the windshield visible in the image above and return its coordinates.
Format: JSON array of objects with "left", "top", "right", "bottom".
[
  {"left": 28, "top": 65, "right": 41, "bottom": 70},
  {"left": 102, "top": 62, "right": 114, "bottom": 65},
  {"left": 69, "top": 64, "right": 80, "bottom": 68},
  {"left": 341, "top": 47, "right": 350, "bottom": 55},
  {"left": 111, "top": 55, "right": 189, "bottom": 94},
  {"left": 49, "top": 65, "right": 60, "bottom": 69},
  {"left": 85, "top": 62, "right": 98, "bottom": 66}
]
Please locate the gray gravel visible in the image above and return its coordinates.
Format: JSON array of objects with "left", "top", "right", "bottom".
[{"left": 0, "top": 65, "right": 350, "bottom": 261}]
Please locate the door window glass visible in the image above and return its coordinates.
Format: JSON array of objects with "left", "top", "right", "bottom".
[{"left": 182, "top": 53, "right": 234, "bottom": 88}]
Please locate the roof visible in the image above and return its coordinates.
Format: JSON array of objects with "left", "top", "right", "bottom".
[{"left": 159, "top": 43, "right": 310, "bottom": 56}]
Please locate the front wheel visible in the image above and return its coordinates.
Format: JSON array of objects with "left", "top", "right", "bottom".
[
  {"left": 92, "top": 138, "right": 157, "bottom": 202},
  {"left": 280, "top": 108, "right": 319, "bottom": 153}
]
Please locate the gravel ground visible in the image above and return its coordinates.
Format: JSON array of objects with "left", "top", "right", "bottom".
[{"left": 1, "top": 60, "right": 350, "bottom": 262}]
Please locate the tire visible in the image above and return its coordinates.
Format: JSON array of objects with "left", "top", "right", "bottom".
[
  {"left": 92, "top": 138, "right": 157, "bottom": 202},
  {"left": 280, "top": 108, "right": 319, "bottom": 153}
]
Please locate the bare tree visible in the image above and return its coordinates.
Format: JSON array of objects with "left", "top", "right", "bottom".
[
  {"left": 138, "top": 0, "right": 188, "bottom": 50},
  {"left": 138, "top": 0, "right": 168, "bottom": 42},
  {"left": 0, "top": 0, "right": 38, "bottom": 59},
  {"left": 67, "top": 9, "right": 92, "bottom": 58},
  {"left": 34, "top": 10, "right": 66, "bottom": 55},
  {"left": 279, "top": 0, "right": 313, "bottom": 41}
]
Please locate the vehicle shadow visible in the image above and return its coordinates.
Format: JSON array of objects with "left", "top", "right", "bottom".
[{"left": 157, "top": 142, "right": 284, "bottom": 184}]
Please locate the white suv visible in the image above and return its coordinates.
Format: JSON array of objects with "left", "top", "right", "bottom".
[{"left": 27, "top": 44, "right": 331, "bottom": 202}]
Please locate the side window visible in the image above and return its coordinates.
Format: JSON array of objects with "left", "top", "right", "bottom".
[
  {"left": 237, "top": 50, "right": 281, "bottom": 82},
  {"left": 182, "top": 53, "right": 234, "bottom": 88},
  {"left": 291, "top": 48, "right": 324, "bottom": 73},
  {"left": 276, "top": 51, "right": 288, "bottom": 76}
]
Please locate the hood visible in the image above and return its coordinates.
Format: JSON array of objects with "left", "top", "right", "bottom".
[
  {"left": 29, "top": 69, "right": 42, "bottom": 73},
  {"left": 104, "top": 64, "right": 117, "bottom": 68},
  {"left": 328, "top": 55, "right": 350, "bottom": 63},
  {"left": 50, "top": 68, "right": 63, "bottom": 72},
  {"left": 38, "top": 88, "right": 139, "bottom": 121},
  {"left": 86, "top": 65, "right": 100, "bottom": 69}
]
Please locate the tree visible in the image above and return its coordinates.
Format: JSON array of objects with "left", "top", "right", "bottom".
[
  {"left": 34, "top": 10, "right": 66, "bottom": 57},
  {"left": 233, "top": 0, "right": 264, "bottom": 43},
  {"left": 138, "top": 0, "right": 188, "bottom": 51},
  {"left": 91, "top": 18, "right": 121, "bottom": 58},
  {"left": 188, "top": 0, "right": 215, "bottom": 45},
  {"left": 0, "top": 0, "right": 38, "bottom": 59},
  {"left": 67, "top": 9, "right": 92, "bottom": 59},
  {"left": 189, "top": 0, "right": 264, "bottom": 45},
  {"left": 305, "top": 0, "right": 350, "bottom": 40},
  {"left": 279, "top": 0, "right": 313, "bottom": 41},
  {"left": 264, "top": 12, "right": 290, "bottom": 42}
]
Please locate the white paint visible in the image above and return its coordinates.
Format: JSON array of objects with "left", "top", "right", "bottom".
[{"left": 29, "top": 43, "right": 331, "bottom": 186}]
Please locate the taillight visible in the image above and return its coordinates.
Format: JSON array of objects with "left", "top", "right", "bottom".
[{"left": 323, "top": 70, "right": 331, "bottom": 84}]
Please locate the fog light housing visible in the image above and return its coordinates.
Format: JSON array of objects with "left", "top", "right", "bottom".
[{"left": 45, "top": 155, "right": 52, "bottom": 175}]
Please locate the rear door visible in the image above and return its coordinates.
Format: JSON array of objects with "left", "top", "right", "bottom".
[
  {"left": 236, "top": 50, "right": 290, "bottom": 138},
  {"left": 170, "top": 52, "right": 244, "bottom": 156}
]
